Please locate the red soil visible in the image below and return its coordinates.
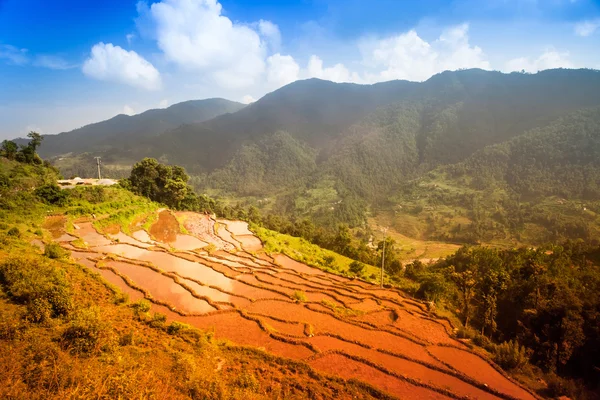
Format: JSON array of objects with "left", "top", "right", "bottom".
[
  {"left": 427, "top": 345, "right": 537, "bottom": 400},
  {"left": 308, "top": 336, "right": 500, "bottom": 400},
  {"left": 309, "top": 353, "right": 451, "bottom": 400},
  {"left": 273, "top": 254, "right": 326, "bottom": 276},
  {"left": 107, "top": 260, "right": 216, "bottom": 314},
  {"left": 236, "top": 235, "right": 263, "bottom": 252},
  {"left": 247, "top": 300, "right": 443, "bottom": 368},
  {"left": 149, "top": 210, "right": 180, "bottom": 243},
  {"left": 78, "top": 222, "right": 112, "bottom": 247},
  {"left": 53, "top": 212, "right": 538, "bottom": 400},
  {"left": 109, "top": 232, "right": 152, "bottom": 248},
  {"left": 218, "top": 220, "right": 253, "bottom": 236},
  {"left": 43, "top": 215, "right": 67, "bottom": 239},
  {"left": 215, "top": 225, "right": 241, "bottom": 249}
]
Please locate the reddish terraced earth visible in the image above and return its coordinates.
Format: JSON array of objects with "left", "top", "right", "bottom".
[{"left": 51, "top": 210, "right": 537, "bottom": 400}]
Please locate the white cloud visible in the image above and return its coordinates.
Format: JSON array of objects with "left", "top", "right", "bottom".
[
  {"left": 306, "top": 55, "right": 360, "bottom": 82},
  {"left": 33, "top": 55, "right": 76, "bottom": 70},
  {"left": 0, "top": 44, "right": 29, "bottom": 65},
  {"left": 159, "top": 99, "right": 169, "bottom": 108},
  {"left": 242, "top": 95, "right": 256, "bottom": 104},
  {"left": 505, "top": 49, "right": 574, "bottom": 73},
  {"left": 126, "top": 33, "right": 136, "bottom": 44},
  {"left": 359, "top": 23, "right": 490, "bottom": 82},
  {"left": 574, "top": 19, "right": 600, "bottom": 37},
  {"left": 143, "top": 0, "right": 274, "bottom": 89},
  {"left": 266, "top": 53, "right": 300, "bottom": 86},
  {"left": 258, "top": 20, "right": 281, "bottom": 52},
  {"left": 82, "top": 42, "right": 161, "bottom": 90},
  {"left": 123, "top": 105, "right": 135, "bottom": 115}
]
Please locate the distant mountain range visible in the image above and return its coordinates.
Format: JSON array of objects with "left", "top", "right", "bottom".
[
  {"left": 23, "top": 68, "right": 600, "bottom": 244},
  {"left": 26, "top": 98, "right": 245, "bottom": 157}
]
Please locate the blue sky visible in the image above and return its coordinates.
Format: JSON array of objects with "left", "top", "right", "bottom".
[{"left": 1, "top": 0, "right": 599, "bottom": 139}]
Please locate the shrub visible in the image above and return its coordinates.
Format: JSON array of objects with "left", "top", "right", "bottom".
[
  {"left": 494, "top": 340, "right": 529, "bottom": 370},
  {"left": 0, "top": 309, "right": 26, "bottom": 340},
  {"left": 0, "top": 256, "right": 73, "bottom": 320},
  {"left": 292, "top": 291, "right": 307, "bottom": 302},
  {"left": 113, "top": 291, "right": 129, "bottom": 305},
  {"left": 35, "top": 183, "right": 68, "bottom": 205},
  {"left": 150, "top": 312, "right": 167, "bottom": 328},
  {"left": 44, "top": 242, "right": 68, "bottom": 259},
  {"left": 61, "top": 307, "right": 107, "bottom": 354},
  {"left": 26, "top": 298, "right": 53, "bottom": 323},
  {"left": 235, "top": 371, "right": 260, "bottom": 392},
  {"left": 167, "top": 321, "right": 191, "bottom": 335},
  {"left": 349, "top": 260, "right": 365, "bottom": 275},
  {"left": 7, "top": 227, "right": 20, "bottom": 237},
  {"left": 119, "top": 330, "right": 135, "bottom": 346},
  {"left": 131, "top": 299, "right": 151, "bottom": 313}
]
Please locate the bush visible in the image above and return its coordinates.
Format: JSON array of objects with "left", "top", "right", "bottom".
[
  {"left": 292, "top": 290, "right": 307, "bottom": 302},
  {"left": 131, "top": 299, "right": 151, "bottom": 313},
  {"left": 235, "top": 371, "right": 260, "bottom": 392},
  {"left": 0, "top": 309, "right": 26, "bottom": 340},
  {"left": 61, "top": 307, "right": 107, "bottom": 354},
  {"left": 26, "top": 298, "right": 53, "bottom": 323},
  {"left": 113, "top": 291, "right": 129, "bottom": 305},
  {"left": 0, "top": 256, "right": 73, "bottom": 320},
  {"left": 349, "top": 260, "right": 365, "bottom": 275},
  {"left": 494, "top": 340, "right": 529, "bottom": 370},
  {"left": 35, "top": 183, "right": 68, "bottom": 205},
  {"left": 150, "top": 312, "right": 167, "bottom": 328},
  {"left": 44, "top": 242, "right": 68, "bottom": 259},
  {"left": 119, "top": 330, "right": 135, "bottom": 346},
  {"left": 7, "top": 227, "right": 20, "bottom": 237},
  {"left": 167, "top": 321, "right": 191, "bottom": 335}
]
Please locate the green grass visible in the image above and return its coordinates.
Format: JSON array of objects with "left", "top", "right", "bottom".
[{"left": 252, "top": 224, "right": 380, "bottom": 280}]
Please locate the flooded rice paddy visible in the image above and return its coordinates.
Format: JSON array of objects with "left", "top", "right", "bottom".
[{"left": 46, "top": 210, "right": 537, "bottom": 400}]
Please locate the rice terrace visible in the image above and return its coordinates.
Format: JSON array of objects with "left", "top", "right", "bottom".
[{"left": 47, "top": 208, "right": 537, "bottom": 400}]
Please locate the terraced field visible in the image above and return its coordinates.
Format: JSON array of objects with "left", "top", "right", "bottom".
[{"left": 48, "top": 210, "right": 538, "bottom": 400}]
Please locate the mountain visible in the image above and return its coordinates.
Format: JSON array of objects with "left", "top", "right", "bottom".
[
  {"left": 31, "top": 98, "right": 246, "bottom": 158},
  {"left": 386, "top": 106, "right": 600, "bottom": 244},
  {"left": 34, "top": 68, "right": 600, "bottom": 243}
]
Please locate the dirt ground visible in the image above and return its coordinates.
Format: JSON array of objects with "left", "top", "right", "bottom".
[{"left": 50, "top": 211, "right": 538, "bottom": 400}]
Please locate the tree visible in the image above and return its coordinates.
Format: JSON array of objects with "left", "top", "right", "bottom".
[
  {"left": 126, "top": 158, "right": 209, "bottom": 211},
  {"left": 15, "top": 131, "right": 43, "bottom": 164},
  {"left": 447, "top": 265, "right": 477, "bottom": 327},
  {"left": 1, "top": 140, "right": 18, "bottom": 160}
]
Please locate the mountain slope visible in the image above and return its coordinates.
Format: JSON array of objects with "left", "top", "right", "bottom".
[
  {"left": 387, "top": 106, "right": 600, "bottom": 244},
  {"left": 33, "top": 98, "right": 246, "bottom": 157}
]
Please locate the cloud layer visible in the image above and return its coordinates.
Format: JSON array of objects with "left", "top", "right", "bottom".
[{"left": 82, "top": 43, "right": 161, "bottom": 90}]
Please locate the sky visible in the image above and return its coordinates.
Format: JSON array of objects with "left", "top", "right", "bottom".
[{"left": 1, "top": 0, "right": 599, "bottom": 139}]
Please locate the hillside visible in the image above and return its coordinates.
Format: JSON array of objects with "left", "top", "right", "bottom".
[
  {"left": 384, "top": 107, "right": 600, "bottom": 245},
  {"left": 0, "top": 158, "right": 543, "bottom": 400},
  {"left": 29, "top": 68, "right": 600, "bottom": 244}
]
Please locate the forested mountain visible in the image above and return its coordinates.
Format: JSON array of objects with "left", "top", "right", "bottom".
[
  {"left": 29, "top": 98, "right": 245, "bottom": 157},
  {"left": 27, "top": 68, "right": 600, "bottom": 243}
]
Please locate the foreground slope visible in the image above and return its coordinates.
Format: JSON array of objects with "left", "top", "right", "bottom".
[
  {"left": 44, "top": 200, "right": 539, "bottom": 400},
  {"left": 0, "top": 163, "right": 392, "bottom": 399}
]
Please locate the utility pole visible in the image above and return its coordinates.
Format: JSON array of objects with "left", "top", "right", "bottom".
[
  {"left": 94, "top": 157, "right": 102, "bottom": 180},
  {"left": 380, "top": 227, "right": 387, "bottom": 288}
]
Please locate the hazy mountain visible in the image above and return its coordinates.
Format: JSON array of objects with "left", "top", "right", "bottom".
[
  {"left": 29, "top": 98, "right": 246, "bottom": 158},
  {"left": 35, "top": 68, "right": 600, "bottom": 241}
]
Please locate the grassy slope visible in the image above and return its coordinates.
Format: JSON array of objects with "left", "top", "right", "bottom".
[
  {"left": 0, "top": 161, "right": 390, "bottom": 400},
  {"left": 252, "top": 225, "right": 381, "bottom": 280}
]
